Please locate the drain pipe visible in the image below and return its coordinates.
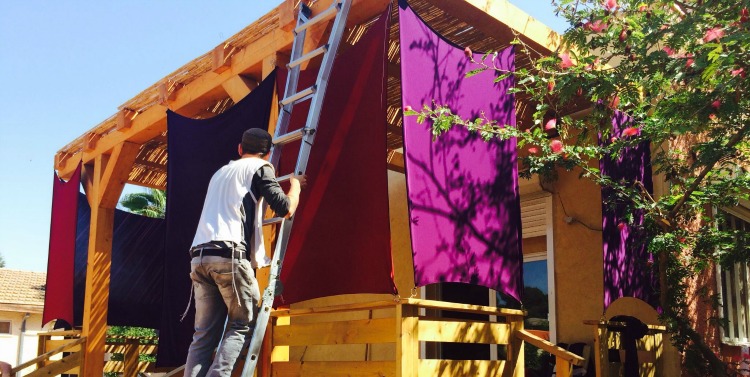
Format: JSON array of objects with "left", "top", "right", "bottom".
[{"left": 16, "top": 313, "right": 30, "bottom": 367}]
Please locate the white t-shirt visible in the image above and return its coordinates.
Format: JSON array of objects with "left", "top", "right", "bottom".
[{"left": 191, "top": 157, "right": 273, "bottom": 268}]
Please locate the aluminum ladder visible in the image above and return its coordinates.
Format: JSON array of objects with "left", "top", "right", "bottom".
[{"left": 240, "top": 1, "right": 352, "bottom": 375}]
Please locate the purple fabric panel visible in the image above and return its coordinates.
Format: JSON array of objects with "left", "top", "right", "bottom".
[
  {"left": 399, "top": 1, "right": 523, "bottom": 301},
  {"left": 43, "top": 162, "right": 81, "bottom": 327},
  {"left": 72, "top": 193, "right": 166, "bottom": 329},
  {"left": 600, "top": 111, "right": 658, "bottom": 309},
  {"left": 158, "top": 75, "right": 275, "bottom": 368}
]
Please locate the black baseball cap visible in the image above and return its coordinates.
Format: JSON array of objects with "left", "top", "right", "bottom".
[{"left": 241, "top": 128, "right": 273, "bottom": 155}]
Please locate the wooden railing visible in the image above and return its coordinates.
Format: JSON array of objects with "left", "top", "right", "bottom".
[
  {"left": 268, "top": 298, "right": 529, "bottom": 377},
  {"left": 11, "top": 334, "right": 86, "bottom": 377},
  {"left": 516, "top": 329, "right": 584, "bottom": 377}
]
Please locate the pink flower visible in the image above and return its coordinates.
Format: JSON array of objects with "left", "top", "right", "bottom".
[
  {"left": 622, "top": 127, "right": 640, "bottom": 137},
  {"left": 709, "top": 113, "right": 717, "bottom": 121},
  {"left": 711, "top": 99, "right": 721, "bottom": 109},
  {"left": 559, "top": 52, "right": 574, "bottom": 69},
  {"left": 703, "top": 27, "right": 725, "bottom": 43},
  {"left": 685, "top": 55, "right": 695, "bottom": 68},
  {"left": 547, "top": 80, "right": 555, "bottom": 91},
  {"left": 662, "top": 46, "right": 675, "bottom": 56},
  {"left": 741, "top": 8, "right": 749, "bottom": 23},
  {"left": 550, "top": 140, "right": 564, "bottom": 153},
  {"left": 584, "top": 20, "right": 608, "bottom": 33},
  {"left": 608, "top": 95, "right": 620, "bottom": 109},
  {"left": 660, "top": 24, "right": 669, "bottom": 30},
  {"left": 528, "top": 147, "right": 539, "bottom": 154},
  {"left": 604, "top": 0, "right": 618, "bottom": 11},
  {"left": 638, "top": 4, "right": 648, "bottom": 11},
  {"left": 464, "top": 47, "right": 473, "bottom": 58},
  {"left": 403, "top": 105, "right": 413, "bottom": 112},
  {"left": 617, "top": 222, "right": 626, "bottom": 231},
  {"left": 545, "top": 118, "right": 557, "bottom": 130},
  {"left": 732, "top": 68, "right": 746, "bottom": 78},
  {"left": 610, "top": 136, "right": 618, "bottom": 143}
]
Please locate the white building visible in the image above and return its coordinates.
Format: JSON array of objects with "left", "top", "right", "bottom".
[{"left": 0, "top": 269, "right": 47, "bottom": 373}]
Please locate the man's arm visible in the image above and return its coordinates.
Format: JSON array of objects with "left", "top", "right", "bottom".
[{"left": 254, "top": 165, "right": 304, "bottom": 218}]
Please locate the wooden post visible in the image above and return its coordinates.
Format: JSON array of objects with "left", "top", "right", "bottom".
[
  {"left": 557, "top": 358, "right": 572, "bottom": 377},
  {"left": 504, "top": 315, "right": 524, "bottom": 377},
  {"left": 396, "top": 304, "right": 419, "bottom": 377},
  {"left": 80, "top": 143, "right": 139, "bottom": 375},
  {"left": 123, "top": 339, "right": 139, "bottom": 377},
  {"left": 594, "top": 322, "right": 607, "bottom": 377}
]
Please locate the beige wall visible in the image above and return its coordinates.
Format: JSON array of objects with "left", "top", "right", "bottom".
[{"left": 0, "top": 310, "right": 45, "bottom": 375}]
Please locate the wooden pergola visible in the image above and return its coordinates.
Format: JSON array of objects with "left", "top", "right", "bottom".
[{"left": 53, "top": 0, "right": 560, "bottom": 374}]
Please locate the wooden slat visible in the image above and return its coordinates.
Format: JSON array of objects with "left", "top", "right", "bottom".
[
  {"left": 221, "top": 74, "right": 258, "bottom": 102},
  {"left": 418, "top": 319, "right": 510, "bottom": 344},
  {"left": 272, "top": 360, "right": 395, "bottom": 377},
  {"left": 24, "top": 351, "right": 82, "bottom": 377},
  {"left": 516, "top": 329, "right": 583, "bottom": 366},
  {"left": 98, "top": 142, "right": 140, "bottom": 208},
  {"left": 418, "top": 359, "right": 506, "bottom": 377},
  {"left": 273, "top": 317, "right": 396, "bottom": 346},
  {"left": 45, "top": 339, "right": 82, "bottom": 352},
  {"left": 505, "top": 316, "right": 524, "bottom": 377}
]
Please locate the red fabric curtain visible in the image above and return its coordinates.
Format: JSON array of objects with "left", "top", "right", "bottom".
[
  {"left": 277, "top": 6, "right": 396, "bottom": 304},
  {"left": 43, "top": 162, "right": 81, "bottom": 327}
]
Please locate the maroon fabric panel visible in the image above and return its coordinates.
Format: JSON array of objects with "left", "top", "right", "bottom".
[
  {"left": 277, "top": 7, "right": 396, "bottom": 305},
  {"left": 399, "top": 1, "right": 523, "bottom": 301},
  {"left": 43, "top": 162, "right": 81, "bottom": 326}
]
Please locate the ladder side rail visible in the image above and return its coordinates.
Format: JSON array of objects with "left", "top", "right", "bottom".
[{"left": 293, "top": 0, "right": 352, "bottom": 176}]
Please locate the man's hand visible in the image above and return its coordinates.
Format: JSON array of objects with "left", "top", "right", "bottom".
[{"left": 286, "top": 174, "right": 306, "bottom": 218}]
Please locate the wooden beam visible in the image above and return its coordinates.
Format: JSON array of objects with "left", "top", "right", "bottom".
[
  {"left": 221, "top": 75, "right": 258, "bottom": 103},
  {"left": 98, "top": 142, "right": 140, "bottom": 209},
  {"left": 81, "top": 154, "right": 115, "bottom": 376},
  {"left": 262, "top": 53, "right": 289, "bottom": 80},
  {"left": 116, "top": 109, "right": 136, "bottom": 131},
  {"left": 212, "top": 43, "right": 237, "bottom": 73},
  {"left": 278, "top": 0, "right": 296, "bottom": 31},
  {"left": 84, "top": 132, "right": 101, "bottom": 153}
]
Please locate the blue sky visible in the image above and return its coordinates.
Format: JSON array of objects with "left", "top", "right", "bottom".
[{"left": 0, "top": 1, "right": 566, "bottom": 272}]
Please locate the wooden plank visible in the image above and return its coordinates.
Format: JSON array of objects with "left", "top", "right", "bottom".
[
  {"left": 418, "top": 319, "right": 510, "bottom": 345},
  {"left": 44, "top": 339, "right": 82, "bottom": 352},
  {"left": 556, "top": 358, "right": 572, "bottom": 377},
  {"left": 386, "top": 150, "right": 404, "bottom": 173},
  {"left": 396, "top": 304, "right": 419, "bottom": 377},
  {"left": 98, "top": 141, "right": 140, "bottom": 209},
  {"left": 403, "top": 298, "right": 526, "bottom": 316},
  {"left": 272, "top": 300, "right": 398, "bottom": 317},
  {"left": 273, "top": 317, "right": 396, "bottom": 346},
  {"left": 221, "top": 74, "right": 258, "bottom": 103},
  {"left": 24, "top": 352, "right": 82, "bottom": 377},
  {"left": 515, "top": 329, "right": 583, "bottom": 366},
  {"left": 271, "top": 360, "right": 395, "bottom": 377},
  {"left": 418, "top": 359, "right": 506, "bottom": 377}
]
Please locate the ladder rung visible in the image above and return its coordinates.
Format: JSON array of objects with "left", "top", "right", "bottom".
[
  {"left": 295, "top": 2, "right": 340, "bottom": 34},
  {"left": 263, "top": 217, "right": 285, "bottom": 226},
  {"left": 288, "top": 45, "right": 329, "bottom": 69},
  {"left": 276, "top": 173, "right": 294, "bottom": 183},
  {"left": 280, "top": 86, "right": 316, "bottom": 106},
  {"left": 273, "top": 128, "right": 308, "bottom": 145}
]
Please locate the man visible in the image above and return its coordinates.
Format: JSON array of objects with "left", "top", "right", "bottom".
[{"left": 184, "top": 128, "right": 303, "bottom": 377}]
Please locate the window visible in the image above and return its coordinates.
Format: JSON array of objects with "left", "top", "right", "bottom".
[
  {"left": 0, "top": 321, "right": 10, "bottom": 334},
  {"left": 718, "top": 211, "right": 750, "bottom": 345}
]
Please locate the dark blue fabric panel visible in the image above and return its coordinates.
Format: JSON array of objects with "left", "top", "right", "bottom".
[{"left": 73, "top": 193, "right": 166, "bottom": 329}]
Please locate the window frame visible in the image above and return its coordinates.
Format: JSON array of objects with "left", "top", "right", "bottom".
[
  {"left": 0, "top": 320, "right": 12, "bottom": 335},
  {"left": 716, "top": 207, "right": 750, "bottom": 346}
]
